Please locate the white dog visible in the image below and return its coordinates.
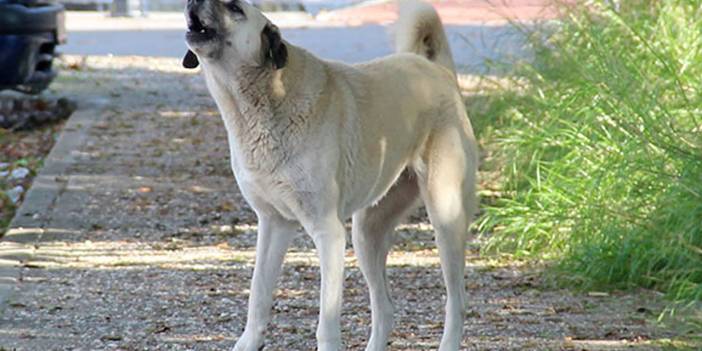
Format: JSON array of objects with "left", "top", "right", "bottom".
[{"left": 182, "top": 0, "right": 478, "bottom": 350}]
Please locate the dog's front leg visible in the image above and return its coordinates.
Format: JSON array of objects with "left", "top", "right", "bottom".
[
  {"left": 306, "top": 217, "right": 347, "bottom": 351},
  {"left": 233, "top": 213, "right": 297, "bottom": 351}
]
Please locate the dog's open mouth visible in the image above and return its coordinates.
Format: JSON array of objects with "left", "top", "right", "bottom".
[{"left": 186, "top": 12, "right": 217, "bottom": 43}]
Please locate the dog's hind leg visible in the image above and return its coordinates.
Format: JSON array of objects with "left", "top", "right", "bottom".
[
  {"left": 417, "top": 124, "right": 478, "bottom": 351},
  {"left": 352, "top": 170, "right": 420, "bottom": 351}
]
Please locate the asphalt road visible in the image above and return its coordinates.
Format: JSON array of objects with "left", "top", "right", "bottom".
[{"left": 62, "top": 24, "right": 529, "bottom": 74}]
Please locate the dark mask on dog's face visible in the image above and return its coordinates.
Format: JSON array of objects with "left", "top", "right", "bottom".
[{"left": 182, "top": 0, "right": 287, "bottom": 71}]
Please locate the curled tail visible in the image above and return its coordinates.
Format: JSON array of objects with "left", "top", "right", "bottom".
[{"left": 394, "top": 0, "right": 456, "bottom": 75}]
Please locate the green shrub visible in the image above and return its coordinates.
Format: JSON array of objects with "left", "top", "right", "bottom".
[{"left": 474, "top": 0, "right": 702, "bottom": 304}]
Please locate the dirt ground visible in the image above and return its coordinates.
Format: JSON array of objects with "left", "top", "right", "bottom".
[
  {"left": 0, "top": 56, "right": 693, "bottom": 351},
  {"left": 0, "top": 118, "right": 65, "bottom": 231}
]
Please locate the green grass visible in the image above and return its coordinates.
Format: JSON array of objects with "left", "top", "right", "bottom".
[{"left": 471, "top": 0, "right": 702, "bottom": 309}]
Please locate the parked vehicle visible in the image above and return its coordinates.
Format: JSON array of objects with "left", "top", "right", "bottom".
[{"left": 0, "top": 0, "right": 66, "bottom": 94}]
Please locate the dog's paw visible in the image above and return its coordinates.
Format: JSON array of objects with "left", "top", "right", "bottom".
[
  {"left": 317, "top": 340, "right": 342, "bottom": 351},
  {"left": 231, "top": 333, "right": 264, "bottom": 351}
]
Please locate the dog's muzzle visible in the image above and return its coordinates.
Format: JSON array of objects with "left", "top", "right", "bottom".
[{"left": 185, "top": 0, "right": 217, "bottom": 44}]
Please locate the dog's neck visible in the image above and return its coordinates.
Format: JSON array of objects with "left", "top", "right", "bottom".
[{"left": 202, "top": 45, "right": 327, "bottom": 173}]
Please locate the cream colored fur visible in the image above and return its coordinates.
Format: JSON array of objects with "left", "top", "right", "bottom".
[{"left": 184, "top": 0, "right": 478, "bottom": 350}]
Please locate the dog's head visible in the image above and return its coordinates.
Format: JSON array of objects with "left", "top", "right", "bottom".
[{"left": 182, "top": 0, "right": 287, "bottom": 70}]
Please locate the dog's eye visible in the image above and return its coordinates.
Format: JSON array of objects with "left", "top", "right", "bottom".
[{"left": 227, "top": 1, "right": 244, "bottom": 15}]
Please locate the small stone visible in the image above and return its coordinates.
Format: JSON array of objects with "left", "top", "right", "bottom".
[
  {"left": 0, "top": 162, "right": 9, "bottom": 169},
  {"left": 100, "top": 334, "right": 122, "bottom": 341},
  {"left": 0, "top": 171, "right": 8, "bottom": 178},
  {"left": 219, "top": 225, "right": 233, "bottom": 234},
  {"left": 10, "top": 167, "right": 30, "bottom": 180},
  {"left": 6, "top": 185, "right": 24, "bottom": 204}
]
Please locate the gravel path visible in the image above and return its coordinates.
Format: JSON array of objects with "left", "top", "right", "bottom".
[{"left": 0, "top": 56, "right": 677, "bottom": 350}]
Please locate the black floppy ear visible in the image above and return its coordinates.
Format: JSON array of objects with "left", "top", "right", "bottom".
[
  {"left": 262, "top": 23, "right": 287, "bottom": 70},
  {"left": 182, "top": 50, "right": 199, "bottom": 69}
]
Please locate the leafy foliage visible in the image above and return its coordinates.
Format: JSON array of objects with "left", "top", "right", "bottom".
[{"left": 473, "top": 0, "right": 702, "bottom": 305}]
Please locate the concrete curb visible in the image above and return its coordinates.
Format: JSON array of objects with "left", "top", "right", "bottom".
[{"left": 0, "top": 107, "right": 99, "bottom": 313}]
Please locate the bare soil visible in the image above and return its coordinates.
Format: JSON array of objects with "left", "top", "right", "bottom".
[{"left": 0, "top": 109, "right": 66, "bottom": 232}]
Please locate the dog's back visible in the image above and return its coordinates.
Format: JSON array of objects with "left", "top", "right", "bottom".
[{"left": 394, "top": 0, "right": 456, "bottom": 75}]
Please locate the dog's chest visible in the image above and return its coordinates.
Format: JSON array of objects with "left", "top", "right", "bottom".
[{"left": 232, "top": 160, "right": 310, "bottom": 220}]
